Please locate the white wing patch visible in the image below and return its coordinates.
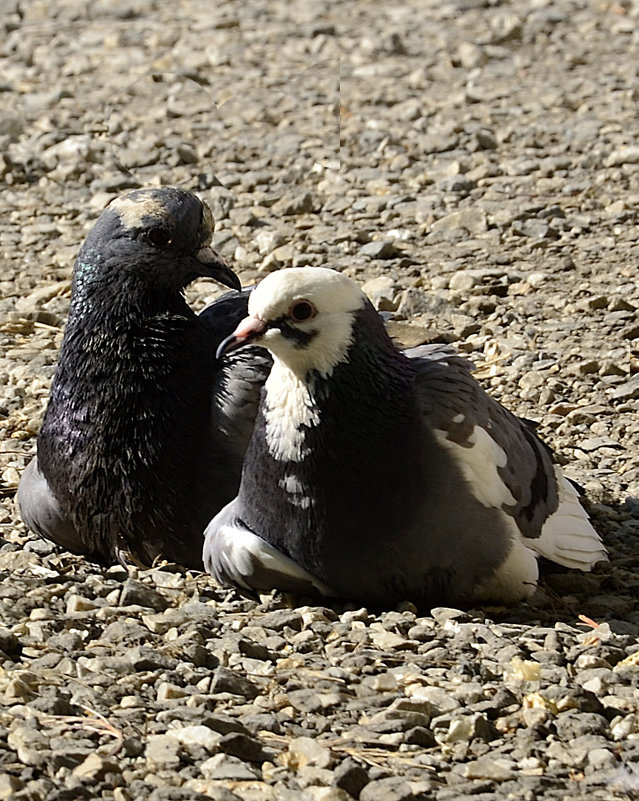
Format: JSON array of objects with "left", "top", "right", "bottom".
[
  {"left": 263, "top": 360, "right": 320, "bottom": 462},
  {"left": 434, "top": 425, "right": 517, "bottom": 509},
  {"left": 470, "top": 468, "right": 607, "bottom": 601},
  {"left": 528, "top": 468, "right": 608, "bottom": 570},
  {"left": 435, "top": 424, "right": 607, "bottom": 579}
]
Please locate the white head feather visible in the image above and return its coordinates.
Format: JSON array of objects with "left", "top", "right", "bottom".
[{"left": 248, "top": 267, "right": 365, "bottom": 378}]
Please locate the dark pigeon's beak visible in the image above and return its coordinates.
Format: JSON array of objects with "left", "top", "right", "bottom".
[
  {"left": 196, "top": 245, "right": 241, "bottom": 291},
  {"left": 216, "top": 316, "right": 267, "bottom": 360}
]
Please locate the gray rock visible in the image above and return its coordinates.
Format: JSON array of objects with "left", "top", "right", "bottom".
[
  {"left": 128, "top": 645, "right": 177, "bottom": 671},
  {"left": 288, "top": 688, "right": 344, "bottom": 713},
  {"left": 120, "top": 578, "right": 170, "bottom": 610},
  {"left": 167, "top": 724, "right": 222, "bottom": 753},
  {"left": 142, "top": 602, "right": 220, "bottom": 633},
  {"left": 437, "top": 175, "right": 476, "bottom": 193},
  {"left": 404, "top": 726, "right": 437, "bottom": 747},
  {"left": 461, "top": 756, "right": 516, "bottom": 781},
  {"left": 333, "top": 757, "right": 370, "bottom": 797},
  {"left": 611, "top": 374, "right": 639, "bottom": 400},
  {"left": 145, "top": 734, "right": 181, "bottom": 770},
  {"left": 0, "top": 628, "right": 21, "bottom": 658},
  {"left": 554, "top": 712, "right": 609, "bottom": 739},
  {"left": 218, "top": 731, "right": 264, "bottom": 762},
  {"left": 258, "top": 608, "right": 304, "bottom": 631},
  {"left": 359, "top": 776, "right": 424, "bottom": 801},
  {"left": 359, "top": 241, "right": 399, "bottom": 260},
  {"left": 273, "top": 192, "right": 316, "bottom": 216},
  {"left": 209, "top": 666, "right": 260, "bottom": 699},
  {"left": 289, "top": 736, "right": 335, "bottom": 769},
  {"left": 457, "top": 42, "right": 487, "bottom": 69},
  {"left": 362, "top": 276, "right": 398, "bottom": 311},
  {"left": 200, "top": 753, "right": 261, "bottom": 780},
  {"left": 254, "top": 229, "right": 289, "bottom": 255},
  {"left": 431, "top": 209, "right": 488, "bottom": 234},
  {"left": 605, "top": 146, "right": 639, "bottom": 166},
  {"left": 475, "top": 128, "right": 498, "bottom": 150}
]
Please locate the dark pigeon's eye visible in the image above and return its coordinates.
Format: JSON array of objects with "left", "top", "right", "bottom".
[
  {"left": 289, "top": 300, "right": 316, "bottom": 322},
  {"left": 145, "top": 228, "right": 173, "bottom": 249}
]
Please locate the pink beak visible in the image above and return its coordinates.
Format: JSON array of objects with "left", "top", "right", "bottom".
[{"left": 216, "top": 316, "right": 267, "bottom": 359}]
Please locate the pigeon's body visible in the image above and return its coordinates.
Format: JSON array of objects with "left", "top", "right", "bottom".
[
  {"left": 203, "top": 267, "right": 607, "bottom": 606},
  {"left": 18, "top": 188, "right": 269, "bottom": 568}
]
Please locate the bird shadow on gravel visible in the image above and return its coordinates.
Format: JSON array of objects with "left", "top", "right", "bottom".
[
  {"left": 283, "top": 494, "right": 639, "bottom": 631},
  {"left": 3, "top": 488, "right": 638, "bottom": 633},
  {"left": 487, "top": 497, "right": 639, "bottom": 632}
]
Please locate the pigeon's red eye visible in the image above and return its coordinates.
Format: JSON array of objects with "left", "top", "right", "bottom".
[
  {"left": 289, "top": 300, "right": 316, "bottom": 322},
  {"left": 146, "top": 228, "right": 173, "bottom": 249}
]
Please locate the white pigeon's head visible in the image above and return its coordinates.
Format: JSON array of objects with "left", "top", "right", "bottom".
[{"left": 218, "top": 267, "right": 367, "bottom": 377}]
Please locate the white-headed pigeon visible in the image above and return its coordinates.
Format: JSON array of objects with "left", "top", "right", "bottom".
[
  {"left": 203, "top": 266, "right": 607, "bottom": 606},
  {"left": 18, "top": 187, "right": 270, "bottom": 569}
]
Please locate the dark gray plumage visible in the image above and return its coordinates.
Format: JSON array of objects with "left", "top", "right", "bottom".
[
  {"left": 203, "top": 267, "right": 607, "bottom": 607},
  {"left": 18, "top": 187, "right": 270, "bottom": 569}
]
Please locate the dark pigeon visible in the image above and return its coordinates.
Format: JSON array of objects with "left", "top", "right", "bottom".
[
  {"left": 203, "top": 267, "right": 607, "bottom": 607},
  {"left": 18, "top": 187, "right": 270, "bottom": 569}
]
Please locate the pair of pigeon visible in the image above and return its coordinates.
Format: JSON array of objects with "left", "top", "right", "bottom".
[{"left": 18, "top": 188, "right": 607, "bottom": 606}]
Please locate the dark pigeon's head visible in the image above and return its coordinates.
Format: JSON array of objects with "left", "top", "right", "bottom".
[
  {"left": 73, "top": 187, "right": 240, "bottom": 297},
  {"left": 218, "top": 267, "right": 368, "bottom": 377}
]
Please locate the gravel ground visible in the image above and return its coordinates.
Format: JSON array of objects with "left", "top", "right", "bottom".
[{"left": 1, "top": 0, "right": 639, "bottom": 799}]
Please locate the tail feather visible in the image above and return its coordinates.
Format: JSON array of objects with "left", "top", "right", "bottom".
[{"left": 528, "top": 470, "right": 607, "bottom": 571}]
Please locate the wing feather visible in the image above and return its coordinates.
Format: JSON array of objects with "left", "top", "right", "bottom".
[
  {"left": 199, "top": 290, "right": 272, "bottom": 459},
  {"left": 203, "top": 502, "right": 333, "bottom": 596},
  {"left": 409, "top": 345, "right": 606, "bottom": 568}
]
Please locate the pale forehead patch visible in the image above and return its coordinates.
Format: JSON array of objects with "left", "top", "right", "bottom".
[
  {"left": 201, "top": 201, "right": 214, "bottom": 239},
  {"left": 110, "top": 194, "right": 172, "bottom": 229}
]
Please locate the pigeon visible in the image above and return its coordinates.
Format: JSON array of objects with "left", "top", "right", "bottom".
[
  {"left": 18, "top": 187, "right": 270, "bottom": 569},
  {"left": 203, "top": 266, "right": 607, "bottom": 607}
]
